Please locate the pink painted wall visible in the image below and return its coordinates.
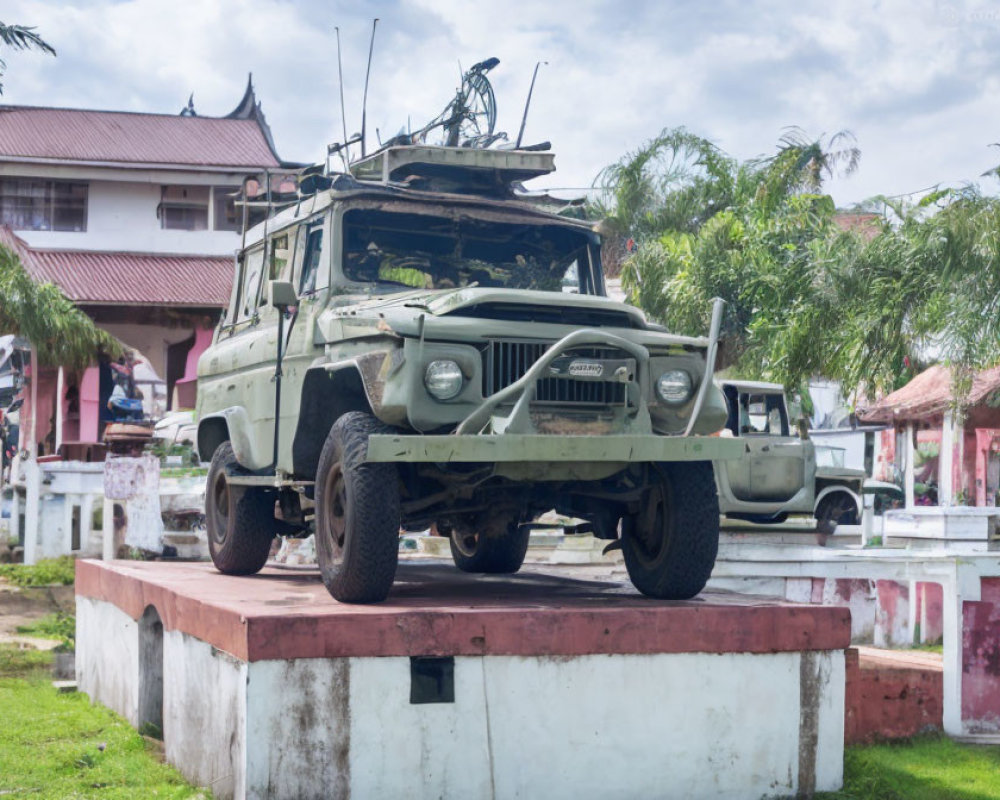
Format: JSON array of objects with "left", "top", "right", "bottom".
[
  {"left": 78, "top": 366, "right": 101, "bottom": 443},
  {"left": 874, "top": 580, "right": 911, "bottom": 648},
  {"left": 173, "top": 326, "right": 214, "bottom": 409},
  {"left": 915, "top": 582, "right": 944, "bottom": 644},
  {"left": 962, "top": 577, "right": 1000, "bottom": 733}
]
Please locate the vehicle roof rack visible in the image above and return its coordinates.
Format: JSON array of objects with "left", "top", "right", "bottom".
[{"left": 348, "top": 144, "right": 555, "bottom": 196}]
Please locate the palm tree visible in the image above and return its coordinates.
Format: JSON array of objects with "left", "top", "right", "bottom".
[
  {"left": 0, "top": 245, "right": 119, "bottom": 369},
  {"left": 0, "top": 22, "right": 55, "bottom": 94}
]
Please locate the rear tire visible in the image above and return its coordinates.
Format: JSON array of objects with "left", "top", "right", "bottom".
[
  {"left": 314, "top": 412, "right": 400, "bottom": 603},
  {"left": 622, "top": 462, "right": 720, "bottom": 599},
  {"left": 815, "top": 492, "right": 859, "bottom": 532},
  {"left": 449, "top": 522, "right": 530, "bottom": 574},
  {"left": 205, "top": 441, "right": 275, "bottom": 575}
]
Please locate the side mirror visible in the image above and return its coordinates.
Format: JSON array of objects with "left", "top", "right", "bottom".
[{"left": 268, "top": 280, "right": 297, "bottom": 310}]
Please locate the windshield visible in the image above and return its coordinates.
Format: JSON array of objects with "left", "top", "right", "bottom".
[{"left": 341, "top": 208, "right": 598, "bottom": 294}]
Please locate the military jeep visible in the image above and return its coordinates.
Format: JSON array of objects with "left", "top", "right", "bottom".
[
  {"left": 716, "top": 380, "right": 867, "bottom": 528},
  {"left": 196, "top": 145, "right": 742, "bottom": 603}
]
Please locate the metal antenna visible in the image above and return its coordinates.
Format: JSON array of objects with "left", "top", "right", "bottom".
[
  {"left": 516, "top": 61, "right": 547, "bottom": 148},
  {"left": 335, "top": 26, "right": 350, "bottom": 172},
  {"left": 360, "top": 18, "right": 379, "bottom": 158}
]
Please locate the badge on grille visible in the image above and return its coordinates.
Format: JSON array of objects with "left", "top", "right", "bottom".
[{"left": 567, "top": 360, "right": 604, "bottom": 377}]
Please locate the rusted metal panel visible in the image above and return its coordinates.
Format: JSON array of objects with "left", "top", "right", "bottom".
[
  {"left": 0, "top": 106, "right": 280, "bottom": 168},
  {"left": 365, "top": 432, "right": 744, "bottom": 463}
]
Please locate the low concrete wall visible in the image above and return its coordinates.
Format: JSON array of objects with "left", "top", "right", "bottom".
[
  {"left": 75, "top": 561, "right": 851, "bottom": 800},
  {"left": 76, "top": 596, "right": 139, "bottom": 726},
  {"left": 845, "top": 648, "right": 943, "bottom": 744},
  {"left": 79, "top": 600, "right": 845, "bottom": 800}
]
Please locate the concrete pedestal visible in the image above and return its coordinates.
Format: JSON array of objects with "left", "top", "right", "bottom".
[{"left": 76, "top": 560, "right": 850, "bottom": 800}]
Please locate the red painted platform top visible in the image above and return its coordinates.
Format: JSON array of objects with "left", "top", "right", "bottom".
[{"left": 76, "top": 560, "right": 851, "bottom": 662}]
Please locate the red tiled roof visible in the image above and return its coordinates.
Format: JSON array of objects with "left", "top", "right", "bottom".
[
  {"left": 0, "top": 105, "right": 281, "bottom": 169},
  {"left": 0, "top": 226, "right": 232, "bottom": 307},
  {"left": 857, "top": 364, "right": 1000, "bottom": 422}
]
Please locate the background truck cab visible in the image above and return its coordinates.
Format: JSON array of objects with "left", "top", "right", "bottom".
[{"left": 715, "top": 380, "right": 866, "bottom": 528}]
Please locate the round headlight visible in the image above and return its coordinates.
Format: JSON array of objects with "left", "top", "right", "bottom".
[
  {"left": 424, "top": 360, "right": 464, "bottom": 400},
  {"left": 656, "top": 370, "right": 693, "bottom": 405}
]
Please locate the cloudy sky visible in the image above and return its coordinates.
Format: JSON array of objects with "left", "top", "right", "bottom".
[{"left": 3, "top": 0, "right": 1000, "bottom": 207}]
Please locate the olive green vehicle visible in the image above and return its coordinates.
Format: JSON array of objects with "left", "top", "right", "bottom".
[{"left": 196, "top": 145, "right": 743, "bottom": 603}]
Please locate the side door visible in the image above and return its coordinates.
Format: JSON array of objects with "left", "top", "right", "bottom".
[
  {"left": 273, "top": 215, "right": 329, "bottom": 472},
  {"left": 743, "top": 391, "right": 811, "bottom": 504},
  {"left": 719, "top": 384, "right": 754, "bottom": 501},
  {"left": 225, "top": 232, "right": 294, "bottom": 468}
]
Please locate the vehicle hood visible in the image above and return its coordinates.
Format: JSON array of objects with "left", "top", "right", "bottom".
[{"left": 345, "top": 286, "right": 648, "bottom": 325}]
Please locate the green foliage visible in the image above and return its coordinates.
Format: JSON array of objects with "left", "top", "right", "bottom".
[
  {"left": 0, "top": 555, "right": 75, "bottom": 587},
  {"left": 817, "top": 733, "right": 1000, "bottom": 799},
  {"left": 0, "top": 659, "right": 209, "bottom": 798},
  {"left": 0, "top": 245, "right": 121, "bottom": 369},
  {"left": 16, "top": 612, "right": 75, "bottom": 649},
  {"left": 611, "top": 127, "right": 859, "bottom": 386},
  {"left": 603, "top": 126, "right": 1000, "bottom": 396},
  {"left": 0, "top": 22, "right": 55, "bottom": 95}
]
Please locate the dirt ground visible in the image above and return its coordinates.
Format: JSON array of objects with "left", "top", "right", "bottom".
[{"left": 0, "top": 581, "right": 74, "bottom": 646}]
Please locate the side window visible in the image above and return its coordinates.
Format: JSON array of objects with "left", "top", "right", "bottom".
[
  {"left": 238, "top": 247, "right": 264, "bottom": 322},
  {"left": 741, "top": 393, "right": 789, "bottom": 436},
  {"left": 298, "top": 225, "right": 326, "bottom": 296},
  {"left": 258, "top": 233, "right": 292, "bottom": 307}
]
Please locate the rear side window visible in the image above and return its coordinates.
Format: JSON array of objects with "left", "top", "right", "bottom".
[
  {"left": 238, "top": 247, "right": 264, "bottom": 322},
  {"left": 299, "top": 226, "right": 326, "bottom": 296}
]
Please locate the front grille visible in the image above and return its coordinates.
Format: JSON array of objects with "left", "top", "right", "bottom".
[{"left": 482, "top": 340, "right": 627, "bottom": 404}]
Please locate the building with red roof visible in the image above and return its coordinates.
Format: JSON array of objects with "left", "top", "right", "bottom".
[{"left": 0, "top": 78, "right": 296, "bottom": 454}]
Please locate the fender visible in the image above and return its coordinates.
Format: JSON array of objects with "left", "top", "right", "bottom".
[
  {"left": 197, "top": 406, "right": 264, "bottom": 470},
  {"left": 814, "top": 484, "right": 861, "bottom": 518}
]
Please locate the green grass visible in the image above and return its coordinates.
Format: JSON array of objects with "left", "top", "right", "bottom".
[
  {"left": 819, "top": 734, "right": 1000, "bottom": 800},
  {"left": 0, "top": 555, "right": 76, "bottom": 587},
  {"left": 0, "top": 644, "right": 209, "bottom": 799},
  {"left": 0, "top": 642, "right": 56, "bottom": 676},
  {"left": 16, "top": 612, "right": 76, "bottom": 649}
]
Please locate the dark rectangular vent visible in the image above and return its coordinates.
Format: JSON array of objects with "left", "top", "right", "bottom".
[{"left": 482, "top": 340, "right": 626, "bottom": 405}]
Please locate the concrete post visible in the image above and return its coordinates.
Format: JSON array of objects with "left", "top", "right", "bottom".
[
  {"left": 55, "top": 366, "right": 64, "bottom": 456},
  {"left": 80, "top": 493, "right": 95, "bottom": 555},
  {"left": 904, "top": 421, "right": 916, "bottom": 509},
  {"left": 102, "top": 495, "right": 115, "bottom": 561},
  {"left": 63, "top": 493, "right": 74, "bottom": 554},
  {"left": 940, "top": 411, "right": 954, "bottom": 506},
  {"left": 940, "top": 573, "right": 964, "bottom": 736},
  {"left": 22, "top": 459, "right": 39, "bottom": 565},
  {"left": 9, "top": 483, "right": 20, "bottom": 549}
]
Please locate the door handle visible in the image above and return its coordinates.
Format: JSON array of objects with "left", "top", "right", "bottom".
[{"left": 760, "top": 445, "right": 770, "bottom": 452}]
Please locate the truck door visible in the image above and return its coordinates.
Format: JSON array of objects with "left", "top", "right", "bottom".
[
  {"left": 743, "top": 391, "right": 809, "bottom": 503},
  {"left": 720, "top": 384, "right": 754, "bottom": 500}
]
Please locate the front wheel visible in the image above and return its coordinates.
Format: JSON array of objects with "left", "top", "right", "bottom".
[
  {"left": 205, "top": 441, "right": 275, "bottom": 575},
  {"left": 449, "top": 521, "right": 530, "bottom": 573},
  {"left": 622, "top": 462, "right": 720, "bottom": 600},
  {"left": 314, "top": 412, "right": 400, "bottom": 603}
]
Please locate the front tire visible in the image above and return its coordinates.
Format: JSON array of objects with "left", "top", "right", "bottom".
[
  {"left": 449, "top": 522, "right": 530, "bottom": 573},
  {"left": 205, "top": 441, "right": 275, "bottom": 575},
  {"left": 314, "top": 412, "right": 400, "bottom": 603},
  {"left": 622, "top": 461, "right": 720, "bottom": 599}
]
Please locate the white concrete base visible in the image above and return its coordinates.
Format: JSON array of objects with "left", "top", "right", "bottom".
[{"left": 77, "top": 595, "right": 845, "bottom": 800}]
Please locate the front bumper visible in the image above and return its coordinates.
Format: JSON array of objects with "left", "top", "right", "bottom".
[{"left": 366, "top": 433, "right": 743, "bottom": 463}]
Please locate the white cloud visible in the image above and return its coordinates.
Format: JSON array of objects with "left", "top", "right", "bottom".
[{"left": 2, "top": 0, "right": 1000, "bottom": 206}]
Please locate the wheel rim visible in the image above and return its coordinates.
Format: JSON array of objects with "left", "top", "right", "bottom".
[
  {"left": 209, "top": 470, "right": 230, "bottom": 545},
  {"left": 629, "top": 475, "right": 673, "bottom": 567},
  {"left": 821, "top": 496, "right": 855, "bottom": 526},
  {"left": 319, "top": 462, "right": 347, "bottom": 567},
  {"left": 452, "top": 530, "right": 480, "bottom": 558}
]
